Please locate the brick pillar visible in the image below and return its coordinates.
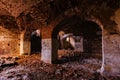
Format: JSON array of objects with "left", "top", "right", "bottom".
[
  {"left": 103, "top": 35, "right": 120, "bottom": 76},
  {"left": 20, "top": 31, "right": 31, "bottom": 55},
  {"left": 41, "top": 38, "right": 58, "bottom": 64},
  {"left": 20, "top": 32, "right": 24, "bottom": 55}
]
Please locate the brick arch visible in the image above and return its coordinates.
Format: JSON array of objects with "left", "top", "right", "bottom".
[
  {"left": 52, "top": 15, "right": 82, "bottom": 38},
  {"left": 51, "top": 15, "right": 105, "bottom": 73},
  {"left": 51, "top": 14, "right": 104, "bottom": 38},
  {"left": 19, "top": 26, "right": 41, "bottom": 55}
]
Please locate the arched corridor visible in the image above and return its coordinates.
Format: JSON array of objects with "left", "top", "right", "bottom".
[
  {"left": 0, "top": 0, "right": 120, "bottom": 79},
  {"left": 52, "top": 16, "right": 102, "bottom": 61}
]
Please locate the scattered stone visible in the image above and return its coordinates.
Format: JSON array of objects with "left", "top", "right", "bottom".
[
  {"left": 0, "top": 56, "right": 18, "bottom": 68},
  {"left": 1, "top": 57, "right": 6, "bottom": 59},
  {"left": 55, "top": 69, "right": 62, "bottom": 75},
  {"left": 13, "top": 56, "right": 20, "bottom": 60},
  {"left": 6, "top": 57, "right": 12, "bottom": 60},
  {"left": 0, "top": 54, "right": 119, "bottom": 80}
]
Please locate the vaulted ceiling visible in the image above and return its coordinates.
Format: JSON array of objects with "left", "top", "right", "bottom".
[
  {"left": 0, "top": 0, "right": 42, "bottom": 17},
  {"left": 0, "top": 0, "right": 119, "bottom": 17},
  {"left": 0, "top": 0, "right": 119, "bottom": 33}
]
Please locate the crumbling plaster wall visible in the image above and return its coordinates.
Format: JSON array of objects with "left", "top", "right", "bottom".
[
  {"left": 104, "top": 34, "right": 120, "bottom": 75},
  {"left": 0, "top": 15, "right": 20, "bottom": 55},
  {"left": 103, "top": 9, "right": 120, "bottom": 75},
  {"left": 0, "top": 26, "right": 20, "bottom": 55}
]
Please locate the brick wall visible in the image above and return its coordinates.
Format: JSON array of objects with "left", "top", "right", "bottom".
[{"left": 0, "top": 26, "right": 19, "bottom": 55}]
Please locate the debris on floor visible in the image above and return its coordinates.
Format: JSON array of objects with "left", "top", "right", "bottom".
[{"left": 0, "top": 54, "right": 119, "bottom": 80}]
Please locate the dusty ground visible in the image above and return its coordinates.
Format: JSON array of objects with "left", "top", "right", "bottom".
[{"left": 0, "top": 52, "right": 120, "bottom": 80}]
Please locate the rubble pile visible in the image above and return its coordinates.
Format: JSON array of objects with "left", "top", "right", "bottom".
[
  {"left": 0, "top": 54, "right": 119, "bottom": 80},
  {"left": 0, "top": 56, "right": 19, "bottom": 68}
]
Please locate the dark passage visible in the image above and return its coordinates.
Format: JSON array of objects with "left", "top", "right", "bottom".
[{"left": 30, "top": 31, "right": 41, "bottom": 53}]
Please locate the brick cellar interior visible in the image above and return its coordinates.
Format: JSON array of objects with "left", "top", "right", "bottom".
[{"left": 0, "top": 0, "right": 120, "bottom": 80}]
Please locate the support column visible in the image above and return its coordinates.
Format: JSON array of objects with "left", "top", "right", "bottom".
[
  {"left": 97, "top": 33, "right": 105, "bottom": 74},
  {"left": 103, "top": 35, "right": 120, "bottom": 76},
  {"left": 41, "top": 38, "right": 58, "bottom": 64},
  {"left": 20, "top": 31, "right": 25, "bottom": 55},
  {"left": 20, "top": 31, "right": 31, "bottom": 55}
]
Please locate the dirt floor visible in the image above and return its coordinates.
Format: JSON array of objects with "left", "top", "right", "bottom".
[{"left": 0, "top": 52, "right": 120, "bottom": 80}]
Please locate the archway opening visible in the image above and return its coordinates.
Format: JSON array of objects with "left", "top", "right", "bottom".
[
  {"left": 52, "top": 16, "right": 102, "bottom": 63},
  {"left": 30, "top": 29, "right": 41, "bottom": 54}
]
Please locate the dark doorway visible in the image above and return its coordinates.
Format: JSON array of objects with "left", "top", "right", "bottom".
[{"left": 30, "top": 30, "right": 41, "bottom": 54}]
